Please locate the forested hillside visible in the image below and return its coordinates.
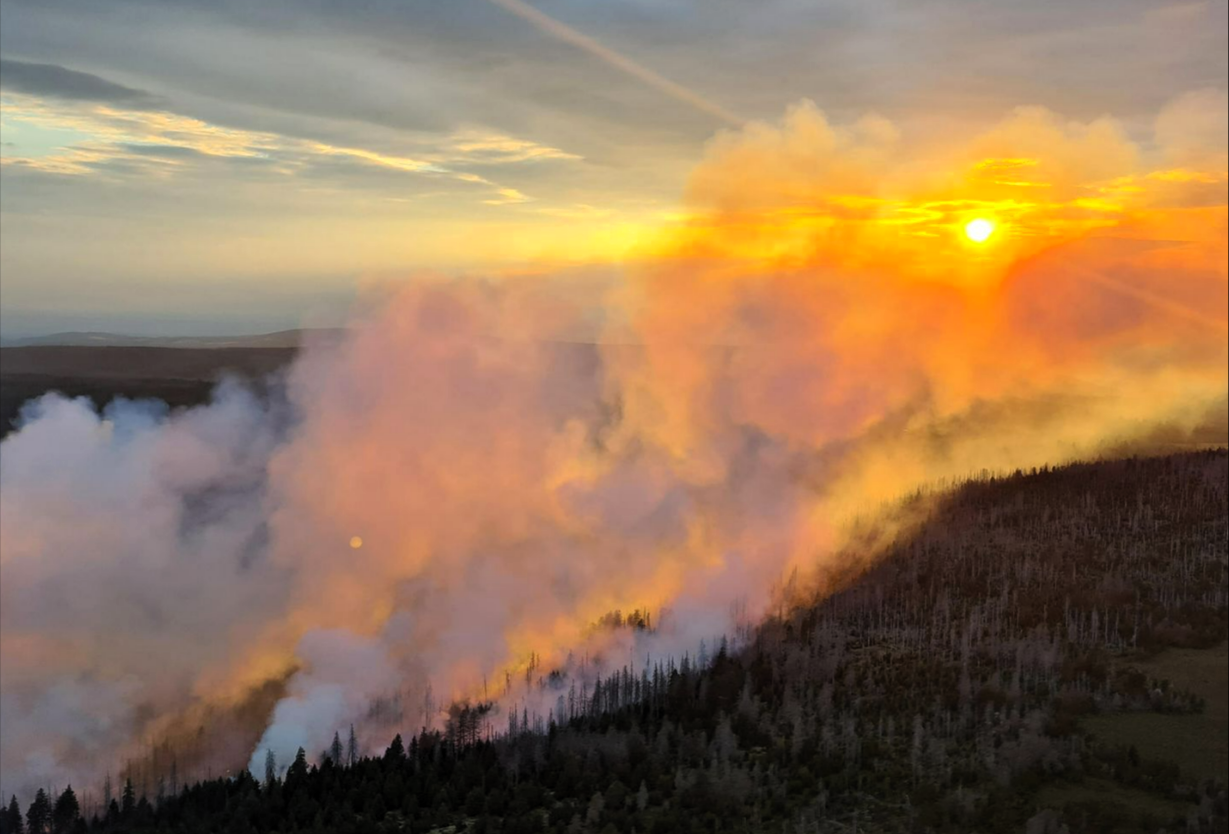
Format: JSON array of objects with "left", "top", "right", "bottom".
[{"left": 5, "top": 450, "right": 1226, "bottom": 834}]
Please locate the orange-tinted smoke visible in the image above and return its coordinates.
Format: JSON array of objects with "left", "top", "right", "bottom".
[{"left": 2, "top": 93, "right": 1225, "bottom": 799}]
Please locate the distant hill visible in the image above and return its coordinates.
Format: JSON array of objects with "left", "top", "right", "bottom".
[
  {"left": 0, "top": 328, "right": 346, "bottom": 349},
  {"left": 0, "top": 345, "right": 298, "bottom": 380},
  {"left": 0, "top": 345, "right": 299, "bottom": 435}
]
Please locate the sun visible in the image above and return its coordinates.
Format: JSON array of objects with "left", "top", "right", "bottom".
[{"left": 964, "top": 218, "right": 996, "bottom": 243}]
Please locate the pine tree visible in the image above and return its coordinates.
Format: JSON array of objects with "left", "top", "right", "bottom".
[
  {"left": 3, "top": 795, "right": 24, "bottom": 834},
  {"left": 24, "top": 790, "right": 50, "bottom": 834},
  {"left": 384, "top": 734, "right": 405, "bottom": 764},
  {"left": 50, "top": 786, "right": 78, "bottom": 834},
  {"left": 134, "top": 797, "right": 153, "bottom": 825},
  {"left": 264, "top": 749, "right": 277, "bottom": 787},
  {"left": 347, "top": 724, "right": 358, "bottom": 767},
  {"left": 286, "top": 748, "right": 308, "bottom": 786},
  {"left": 121, "top": 779, "right": 135, "bottom": 819},
  {"left": 330, "top": 731, "right": 344, "bottom": 765}
]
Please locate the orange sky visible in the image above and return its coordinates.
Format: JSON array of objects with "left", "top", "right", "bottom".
[{"left": 2, "top": 0, "right": 1226, "bottom": 336}]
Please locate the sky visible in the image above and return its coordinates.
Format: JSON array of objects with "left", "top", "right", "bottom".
[{"left": 0, "top": 0, "right": 1226, "bottom": 336}]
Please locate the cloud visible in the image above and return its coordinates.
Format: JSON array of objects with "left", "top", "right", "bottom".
[
  {"left": 1154, "top": 88, "right": 1229, "bottom": 171},
  {"left": 483, "top": 186, "right": 532, "bottom": 205},
  {"left": 115, "top": 142, "right": 210, "bottom": 158},
  {"left": 0, "top": 91, "right": 581, "bottom": 208},
  {"left": 4, "top": 0, "right": 1217, "bottom": 325},
  {"left": 441, "top": 130, "right": 583, "bottom": 165},
  {"left": 0, "top": 58, "right": 162, "bottom": 108},
  {"left": 486, "top": 0, "right": 742, "bottom": 126}
]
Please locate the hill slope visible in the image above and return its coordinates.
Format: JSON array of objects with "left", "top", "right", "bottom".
[{"left": 4, "top": 450, "right": 1226, "bottom": 834}]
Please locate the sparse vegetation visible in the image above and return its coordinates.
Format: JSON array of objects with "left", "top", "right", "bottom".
[
  {"left": 3, "top": 450, "right": 1224, "bottom": 833},
  {"left": 1083, "top": 642, "right": 1228, "bottom": 785}
]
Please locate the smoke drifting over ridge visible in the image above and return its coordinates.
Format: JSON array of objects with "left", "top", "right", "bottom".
[{"left": 1, "top": 97, "right": 1226, "bottom": 799}]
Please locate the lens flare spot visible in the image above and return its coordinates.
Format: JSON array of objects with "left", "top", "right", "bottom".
[
  {"left": 964, "top": 218, "right": 996, "bottom": 243},
  {"left": 349, "top": 536, "right": 363, "bottom": 549}
]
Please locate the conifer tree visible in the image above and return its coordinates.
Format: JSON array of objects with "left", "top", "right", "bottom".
[
  {"left": 50, "top": 786, "right": 78, "bottom": 834},
  {"left": 3, "top": 795, "right": 24, "bottom": 834},
  {"left": 264, "top": 749, "right": 277, "bottom": 788},
  {"left": 120, "top": 779, "right": 135, "bottom": 819},
  {"left": 286, "top": 748, "right": 308, "bottom": 786},
  {"left": 24, "top": 790, "right": 50, "bottom": 834},
  {"left": 384, "top": 734, "right": 405, "bottom": 764}
]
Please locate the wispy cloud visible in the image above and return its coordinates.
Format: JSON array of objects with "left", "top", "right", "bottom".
[
  {"left": 0, "top": 59, "right": 163, "bottom": 109},
  {"left": 487, "top": 0, "right": 743, "bottom": 126},
  {"left": 484, "top": 186, "right": 532, "bottom": 205},
  {"left": 442, "top": 130, "right": 582, "bottom": 165},
  {"left": 0, "top": 89, "right": 581, "bottom": 206}
]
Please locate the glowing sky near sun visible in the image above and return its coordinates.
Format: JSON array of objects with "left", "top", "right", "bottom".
[{"left": 0, "top": 0, "right": 1226, "bottom": 336}]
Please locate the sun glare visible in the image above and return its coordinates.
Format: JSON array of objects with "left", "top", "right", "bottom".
[{"left": 964, "top": 218, "right": 996, "bottom": 243}]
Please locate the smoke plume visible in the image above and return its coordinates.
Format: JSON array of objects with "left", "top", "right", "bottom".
[{"left": 1, "top": 95, "right": 1225, "bottom": 800}]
